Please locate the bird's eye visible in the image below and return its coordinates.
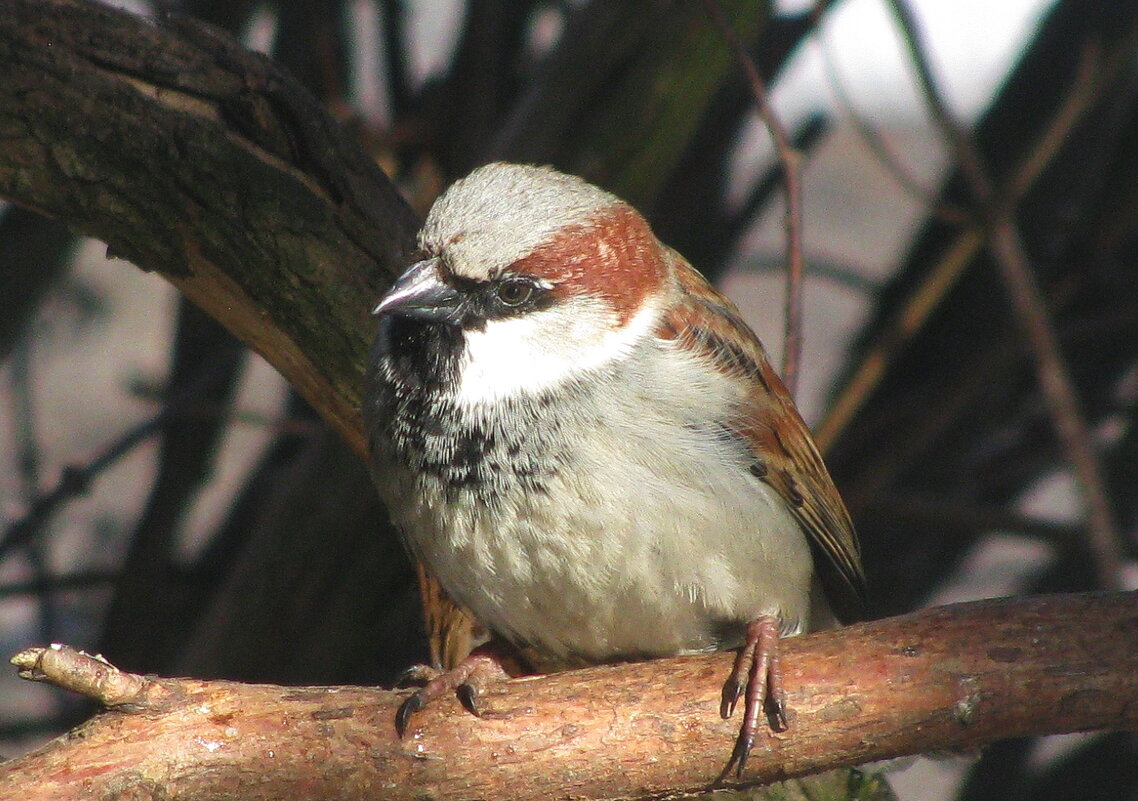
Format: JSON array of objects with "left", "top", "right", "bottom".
[{"left": 495, "top": 278, "right": 534, "bottom": 307}]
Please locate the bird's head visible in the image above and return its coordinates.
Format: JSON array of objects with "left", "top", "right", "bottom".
[{"left": 373, "top": 163, "right": 675, "bottom": 404}]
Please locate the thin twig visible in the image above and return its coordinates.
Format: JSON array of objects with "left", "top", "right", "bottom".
[
  {"left": 886, "top": 0, "right": 1126, "bottom": 589},
  {"left": 885, "top": 0, "right": 992, "bottom": 200},
  {"left": 817, "top": 227, "right": 984, "bottom": 450},
  {"left": 817, "top": 38, "right": 1123, "bottom": 455},
  {"left": 724, "top": 114, "right": 828, "bottom": 248},
  {"left": 9, "top": 341, "right": 62, "bottom": 658},
  {"left": 0, "top": 414, "right": 166, "bottom": 561},
  {"left": 813, "top": 8, "right": 968, "bottom": 224},
  {"left": 701, "top": 0, "right": 807, "bottom": 395},
  {"left": 0, "top": 570, "right": 115, "bottom": 599},
  {"left": 738, "top": 251, "right": 880, "bottom": 295},
  {"left": 1004, "top": 40, "right": 1103, "bottom": 202},
  {"left": 986, "top": 219, "right": 1125, "bottom": 587}
]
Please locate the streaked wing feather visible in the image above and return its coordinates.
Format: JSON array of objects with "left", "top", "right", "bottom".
[
  {"left": 658, "top": 251, "right": 866, "bottom": 621},
  {"left": 416, "top": 562, "right": 488, "bottom": 670}
]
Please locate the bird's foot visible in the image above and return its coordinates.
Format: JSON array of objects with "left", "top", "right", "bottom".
[
  {"left": 394, "top": 645, "right": 515, "bottom": 737},
  {"left": 718, "top": 615, "right": 787, "bottom": 779}
]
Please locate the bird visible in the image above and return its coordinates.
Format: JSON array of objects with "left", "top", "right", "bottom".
[{"left": 364, "top": 162, "right": 865, "bottom": 775}]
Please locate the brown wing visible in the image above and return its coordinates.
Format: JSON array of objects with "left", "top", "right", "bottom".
[
  {"left": 415, "top": 562, "right": 487, "bottom": 670},
  {"left": 416, "top": 564, "right": 547, "bottom": 676},
  {"left": 657, "top": 251, "right": 867, "bottom": 622}
]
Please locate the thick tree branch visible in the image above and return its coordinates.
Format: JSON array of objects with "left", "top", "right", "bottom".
[
  {"left": 3, "top": 592, "right": 1137, "bottom": 801},
  {"left": 0, "top": 0, "right": 420, "bottom": 455}
]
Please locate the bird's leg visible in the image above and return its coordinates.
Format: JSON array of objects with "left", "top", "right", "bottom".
[
  {"left": 719, "top": 615, "right": 787, "bottom": 777},
  {"left": 394, "top": 642, "right": 518, "bottom": 737}
]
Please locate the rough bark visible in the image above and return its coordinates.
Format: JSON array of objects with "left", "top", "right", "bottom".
[
  {"left": 0, "top": 0, "right": 420, "bottom": 455},
  {"left": 3, "top": 592, "right": 1137, "bottom": 801}
]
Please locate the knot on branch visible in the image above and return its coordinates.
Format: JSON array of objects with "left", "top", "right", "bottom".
[{"left": 11, "top": 643, "right": 161, "bottom": 710}]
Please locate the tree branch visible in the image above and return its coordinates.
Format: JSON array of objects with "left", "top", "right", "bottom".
[
  {"left": 886, "top": 0, "right": 1127, "bottom": 589},
  {"left": 701, "top": 0, "right": 807, "bottom": 395},
  {"left": 3, "top": 592, "right": 1137, "bottom": 800},
  {"left": 814, "top": 22, "right": 1136, "bottom": 454},
  {"left": 0, "top": 0, "right": 420, "bottom": 456}
]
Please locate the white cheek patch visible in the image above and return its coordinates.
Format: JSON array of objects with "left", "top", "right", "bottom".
[{"left": 455, "top": 299, "right": 659, "bottom": 406}]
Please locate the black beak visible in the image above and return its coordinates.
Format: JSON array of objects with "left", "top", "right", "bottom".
[{"left": 372, "top": 259, "right": 463, "bottom": 324}]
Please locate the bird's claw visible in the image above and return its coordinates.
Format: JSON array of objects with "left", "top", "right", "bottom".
[
  {"left": 395, "top": 690, "right": 425, "bottom": 738},
  {"left": 719, "top": 615, "right": 786, "bottom": 779},
  {"left": 393, "top": 649, "right": 512, "bottom": 737}
]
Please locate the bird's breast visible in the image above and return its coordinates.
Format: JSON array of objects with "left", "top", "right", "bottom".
[{"left": 365, "top": 334, "right": 815, "bottom": 663}]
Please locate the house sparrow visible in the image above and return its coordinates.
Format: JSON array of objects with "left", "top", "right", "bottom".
[{"left": 365, "top": 162, "right": 865, "bottom": 775}]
